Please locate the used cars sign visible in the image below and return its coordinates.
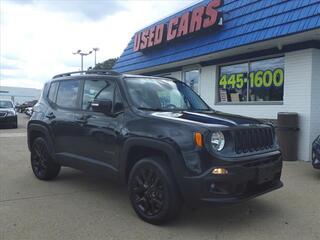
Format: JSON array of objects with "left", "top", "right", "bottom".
[{"left": 133, "top": 0, "right": 223, "bottom": 52}]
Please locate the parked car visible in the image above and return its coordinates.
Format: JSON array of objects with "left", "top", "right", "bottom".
[
  {"left": 312, "top": 135, "right": 320, "bottom": 169},
  {"left": 0, "top": 99, "right": 18, "bottom": 128},
  {"left": 16, "top": 100, "right": 38, "bottom": 113},
  {"left": 27, "top": 70, "right": 283, "bottom": 224}
]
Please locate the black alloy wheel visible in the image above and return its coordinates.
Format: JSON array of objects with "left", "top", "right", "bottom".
[
  {"left": 128, "top": 157, "right": 182, "bottom": 225},
  {"left": 132, "top": 165, "right": 165, "bottom": 216},
  {"left": 31, "top": 137, "right": 60, "bottom": 180}
]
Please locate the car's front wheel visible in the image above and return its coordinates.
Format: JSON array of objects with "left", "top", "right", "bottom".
[
  {"left": 31, "top": 137, "right": 61, "bottom": 180},
  {"left": 12, "top": 120, "right": 17, "bottom": 128},
  {"left": 128, "top": 157, "right": 182, "bottom": 225}
]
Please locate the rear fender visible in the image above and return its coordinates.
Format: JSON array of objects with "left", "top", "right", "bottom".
[{"left": 27, "top": 123, "right": 55, "bottom": 158}]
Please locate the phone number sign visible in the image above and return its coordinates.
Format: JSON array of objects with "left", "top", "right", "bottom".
[{"left": 219, "top": 68, "right": 284, "bottom": 89}]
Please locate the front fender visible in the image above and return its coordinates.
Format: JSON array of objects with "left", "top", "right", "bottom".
[{"left": 119, "top": 137, "right": 188, "bottom": 185}]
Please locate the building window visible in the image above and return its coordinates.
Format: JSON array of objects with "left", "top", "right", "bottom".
[
  {"left": 218, "top": 57, "right": 284, "bottom": 103},
  {"left": 183, "top": 69, "right": 200, "bottom": 94}
]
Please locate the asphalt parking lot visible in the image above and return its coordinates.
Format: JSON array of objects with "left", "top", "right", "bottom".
[{"left": 0, "top": 114, "right": 319, "bottom": 240}]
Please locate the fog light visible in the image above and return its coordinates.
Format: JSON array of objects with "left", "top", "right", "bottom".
[{"left": 212, "top": 168, "right": 228, "bottom": 175}]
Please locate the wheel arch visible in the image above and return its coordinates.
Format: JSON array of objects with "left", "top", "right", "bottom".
[
  {"left": 119, "top": 137, "right": 185, "bottom": 185},
  {"left": 27, "top": 123, "right": 55, "bottom": 158}
]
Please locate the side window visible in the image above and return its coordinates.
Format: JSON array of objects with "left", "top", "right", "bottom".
[
  {"left": 48, "top": 82, "right": 58, "bottom": 103},
  {"left": 82, "top": 79, "right": 115, "bottom": 110},
  {"left": 56, "top": 80, "right": 80, "bottom": 108}
]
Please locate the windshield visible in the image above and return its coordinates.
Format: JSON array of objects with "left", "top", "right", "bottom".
[
  {"left": 124, "top": 77, "right": 210, "bottom": 111},
  {"left": 0, "top": 100, "right": 13, "bottom": 108}
]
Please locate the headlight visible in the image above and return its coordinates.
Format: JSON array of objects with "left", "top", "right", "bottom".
[
  {"left": 211, "top": 131, "right": 225, "bottom": 151},
  {"left": 6, "top": 110, "right": 16, "bottom": 116}
]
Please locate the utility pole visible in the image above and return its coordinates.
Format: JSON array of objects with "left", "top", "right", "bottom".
[
  {"left": 73, "top": 50, "right": 92, "bottom": 72},
  {"left": 92, "top": 48, "right": 99, "bottom": 67}
]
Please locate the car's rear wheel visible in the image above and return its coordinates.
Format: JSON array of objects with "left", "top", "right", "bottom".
[
  {"left": 31, "top": 137, "right": 61, "bottom": 180},
  {"left": 128, "top": 157, "right": 182, "bottom": 225}
]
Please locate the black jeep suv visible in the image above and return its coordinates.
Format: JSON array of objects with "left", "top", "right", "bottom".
[{"left": 27, "top": 70, "right": 283, "bottom": 224}]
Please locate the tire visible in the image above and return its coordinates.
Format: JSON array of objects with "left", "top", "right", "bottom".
[
  {"left": 312, "top": 151, "right": 320, "bottom": 169},
  {"left": 12, "top": 120, "right": 17, "bottom": 128},
  {"left": 128, "top": 157, "right": 182, "bottom": 225},
  {"left": 31, "top": 137, "right": 61, "bottom": 180}
]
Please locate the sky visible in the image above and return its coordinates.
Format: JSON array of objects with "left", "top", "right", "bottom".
[{"left": 0, "top": 0, "right": 199, "bottom": 89}]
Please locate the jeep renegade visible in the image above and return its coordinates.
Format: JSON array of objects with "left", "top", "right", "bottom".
[{"left": 27, "top": 70, "right": 283, "bottom": 224}]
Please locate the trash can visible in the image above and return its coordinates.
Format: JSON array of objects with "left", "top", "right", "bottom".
[{"left": 276, "top": 112, "right": 299, "bottom": 161}]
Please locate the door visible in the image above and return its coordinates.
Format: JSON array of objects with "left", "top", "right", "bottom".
[
  {"left": 47, "top": 79, "right": 81, "bottom": 155},
  {"left": 73, "top": 79, "right": 124, "bottom": 170}
]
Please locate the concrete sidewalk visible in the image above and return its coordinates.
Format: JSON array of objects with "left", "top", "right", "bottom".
[{"left": 0, "top": 115, "right": 319, "bottom": 240}]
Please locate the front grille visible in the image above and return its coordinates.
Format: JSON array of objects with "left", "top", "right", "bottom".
[
  {"left": 234, "top": 127, "right": 274, "bottom": 154},
  {"left": 0, "top": 112, "right": 7, "bottom": 117}
]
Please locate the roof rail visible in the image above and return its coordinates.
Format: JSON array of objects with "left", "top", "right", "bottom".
[
  {"left": 163, "top": 76, "right": 180, "bottom": 81},
  {"left": 52, "top": 70, "right": 121, "bottom": 79}
]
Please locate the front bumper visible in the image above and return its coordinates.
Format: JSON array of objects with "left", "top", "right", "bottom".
[
  {"left": 179, "top": 152, "right": 283, "bottom": 206},
  {"left": 0, "top": 115, "right": 17, "bottom": 124}
]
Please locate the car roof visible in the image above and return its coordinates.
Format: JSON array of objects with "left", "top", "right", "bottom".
[{"left": 50, "top": 70, "right": 176, "bottom": 82}]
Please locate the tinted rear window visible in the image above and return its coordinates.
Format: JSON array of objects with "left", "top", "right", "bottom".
[{"left": 56, "top": 80, "right": 80, "bottom": 108}]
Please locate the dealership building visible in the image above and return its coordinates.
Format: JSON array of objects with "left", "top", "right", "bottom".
[
  {"left": 0, "top": 86, "right": 41, "bottom": 105},
  {"left": 114, "top": 0, "right": 320, "bottom": 161}
]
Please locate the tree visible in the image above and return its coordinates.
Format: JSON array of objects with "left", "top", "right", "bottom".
[{"left": 93, "top": 58, "right": 118, "bottom": 70}]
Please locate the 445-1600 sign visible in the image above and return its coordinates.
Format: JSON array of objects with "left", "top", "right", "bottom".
[{"left": 219, "top": 68, "right": 284, "bottom": 89}]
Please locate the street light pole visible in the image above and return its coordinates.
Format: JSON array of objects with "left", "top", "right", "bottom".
[
  {"left": 73, "top": 50, "right": 92, "bottom": 72},
  {"left": 93, "top": 48, "right": 99, "bottom": 67},
  {"left": 81, "top": 54, "right": 84, "bottom": 71}
]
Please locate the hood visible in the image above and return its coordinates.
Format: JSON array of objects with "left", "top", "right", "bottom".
[{"left": 149, "top": 110, "right": 261, "bottom": 128}]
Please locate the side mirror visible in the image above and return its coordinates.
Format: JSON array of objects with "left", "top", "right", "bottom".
[
  {"left": 91, "top": 100, "right": 112, "bottom": 114},
  {"left": 114, "top": 102, "right": 124, "bottom": 113}
]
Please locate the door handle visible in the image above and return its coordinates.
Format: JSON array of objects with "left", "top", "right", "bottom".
[
  {"left": 75, "top": 118, "right": 87, "bottom": 124},
  {"left": 46, "top": 112, "right": 56, "bottom": 119}
]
